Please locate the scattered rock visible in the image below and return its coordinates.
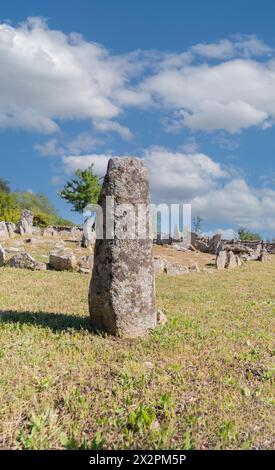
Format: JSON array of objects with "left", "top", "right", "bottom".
[
  {"left": 0, "top": 221, "right": 9, "bottom": 241},
  {"left": 157, "top": 310, "right": 168, "bottom": 325},
  {"left": 153, "top": 256, "right": 166, "bottom": 274},
  {"left": 79, "top": 267, "right": 91, "bottom": 275},
  {"left": 34, "top": 261, "right": 47, "bottom": 271},
  {"left": 0, "top": 245, "right": 5, "bottom": 266},
  {"left": 19, "top": 209, "right": 34, "bottom": 235},
  {"left": 7, "top": 251, "right": 36, "bottom": 270},
  {"left": 208, "top": 233, "right": 222, "bottom": 254},
  {"left": 226, "top": 251, "right": 238, "bottom": 269},
  {"left": 49, "top": 250, "right": 77, "bottom": 271},
  {"left": 196, "top": 240, "right": 209, "bottom": 253},
  {"left": 5, "top": 247, "right": 22, "bottom": 253},
  {"left": 82, "top": 217, "right": 96, "bottom": 248},
  {"left": 79, "top": 255, "right": 93, "bottom": 272},
  {"left": 165, "top": 262, "right": 189, "bottom": 275},
  {"left": 6, "top": 222, "right": 16, "bottom": 238},
  {"left": 258, "top": 248, "right": 268, "bottom": 262},
  {"left": 189, "top": 263, "right": 200, "bottom": 273},
  {"left": 216, "top": 250, "right": 227, "bottom": 270}
]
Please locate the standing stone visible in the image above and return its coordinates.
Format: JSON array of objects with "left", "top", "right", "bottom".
[
  {"left": 19, "top": 209, "right": 34, "bottom": 235},
  {"left": 89, "top": 157, "right": 156, "bottom": 337},
  {"left": 208, "top": 233, "right": 222, "bottom": 254},
  {"left": 0, "top": 245, "right": 5, "bottom": 266},
  {"left": 226, "top": 250, "right": 237, "bottom": 269},
  {"left": 216, "top": 250, "right": 227, "bottom": 270},
  {"left": 0, "top": 221, "right": 9, "bottom": 241},
  {"left": 82, "top": 217, "right": 96, "bottom": 248},
  {"left": 6, "top": 222, "right": 16, "bottom": 238},
  {"left": 258, "top": 248, "right": 268, "bottom": 262}
]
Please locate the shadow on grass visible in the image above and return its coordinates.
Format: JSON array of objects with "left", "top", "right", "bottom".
[{"left": 0, "top": 310, "right": 97, "bottom": 333}]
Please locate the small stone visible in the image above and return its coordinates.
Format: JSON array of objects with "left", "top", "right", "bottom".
[
  {"left": 34, "top": 261, "right": 47, "bottom": 271},
  {"left": 157, "top": 310, "right": 168, "bottom": 325},
  {"left": 216, "top": 250, "right": 227, "bottom": 270},
  {"left": 0, "top": 245, "right": 5, "bottom": 266},
  {"left": 7, "top": 252, "right": 36, "bottom": 270},
  {"left": 189, "top": 263, "right": 200, "bottom": 273},
  {"left": 49, "top": 250, "right": 77, "bottom": 271},
  {"left": 0, "top": 221, "right": 9, "bottom": 241},
  {"left": 144, "top": 361, "right": 154, "bottom": 369},
  {"left": 165, "top": 262, "right": 189, "bottom": 275}
]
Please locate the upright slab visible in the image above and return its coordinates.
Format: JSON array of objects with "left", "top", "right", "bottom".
[{"left": 88, "top": 157, "right": 156, "bottom": 337}]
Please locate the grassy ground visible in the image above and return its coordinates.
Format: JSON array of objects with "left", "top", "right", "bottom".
[{"left": 0, "top": 258, "right": 274, "bottom": 450}]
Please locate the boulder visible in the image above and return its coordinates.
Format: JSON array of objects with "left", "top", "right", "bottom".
[
  {"left": 82, "top": 217, "right": 96, "bottom": 248},
  {"left": 49, "top": 249, "right": 77, "bottom": 271},
  {"left": 226, "top": 251, "right": 238, "bottom": 269},
  {"left": 216, "top": 250, "right": 227, "bottom": 270},
  {"left": 258, "top": 248, "right": 268, "bottom": 262},
  {"left": 19, "top": 209, "right": 34, "bottom": 235},
  {"left": 89, "top": 157, "right": 156, "bottom": 337},
  {"left": 78, "top": 255, "right": 94, "bottom": 272},
  {"left": 196, "top": 240, "right": 209, "bottom": 253},
  {"left": 0, "top": 245, "right": 5, "bottom": 266},
  {"left": 165, "top": 262, "right": 189, "bottom": 275},
  {"left": 189, "top": 263, "right": 200, "bottom": 273},
  {"left": 0, "top": 221, "right": 9, "bottom": 241},
  {"left": 5, "top": 222, "right": 16, "bottom": 238},
  {"left": 208, "top": 233, "right": 222, "bottom": 254},
  {"left": 7, "top": 252, "right": 36, "bottom": 270}
]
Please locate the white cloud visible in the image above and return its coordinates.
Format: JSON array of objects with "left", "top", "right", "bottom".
[
  {"left": 0, "top": 17, "right": 133, "bottom": 134},
  {"left": 1, "top": 20, "right": 275, "bottom": 136},
  {"left": 34, "top": 132, "right": 102, "bottom": 156},
  {"left": 61, "top": 147, "right": 275, "bottom": 233}
]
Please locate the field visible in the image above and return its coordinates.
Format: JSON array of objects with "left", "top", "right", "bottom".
[{"left": 0, "top": 256, "right": 274, "bottom": 450}]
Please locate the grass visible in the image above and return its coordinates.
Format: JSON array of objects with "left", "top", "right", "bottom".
[{"left": 0, "top": 258, "right": 274, "bottom": 450}]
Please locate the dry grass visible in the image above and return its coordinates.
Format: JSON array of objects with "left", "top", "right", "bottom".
[{"left": 0, "top": 256, "right": 274, "bottom": 450}]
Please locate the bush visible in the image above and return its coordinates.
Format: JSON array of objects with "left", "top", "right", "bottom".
[
  {"left": 238, "top": 227, "right": 261, "bottom": 241},
  {"left": 0, "top": 191, "right": 20, "bottom": 223}
]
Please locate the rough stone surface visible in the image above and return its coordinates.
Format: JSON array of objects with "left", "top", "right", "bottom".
[
  {"left": 216, "top": 250, "right": 227, "bottom": 270},
  {"left": 165, "top": 262, "right": 189, "bottom": 275},
  {"left": 226, "top": 250, "right": 238, "bottom": 269},
  {"left": 79, "top": 255, "right": 94, "bottom": 272},
  {"left": 82, "top": 217, "right": 96, "bottom": 248},
  {"left": 236, "top": 255, "right": 242, "bottom": 267},
  {"left": 0, "top": 245, "right": 5, "bottom": 266},
  {"left": 6, "top": 222, "right": 16, "bottom": 238},
  {"left": 49, "top": 249, "right": 77, "bottom": 271},
  {"left": 258, "top": 248, "right": 268, "bottom": 262},
  {"left": 7, "top": 251, "right": 36, "bottom": 269},
  {"left": 157, "top": 310, "right": 168, "bottom": 325},
  {"left": 89, "top": 157, "right": 156, "bottom": 337},
  {"left": 19, "top": 209, "right": 34, "bottom": 235},
  {"left": 0, "top": 221, "right": 9, "bottom": 241},
  {"left": 196, "top": 240, "right": 209, "bottom": 253},
  {"left": 208, "top": 233, "right": 222, "bottom": 254},
  {"left": 189, "top": 262, "right": 200, "bottom": 273},
  {"left": 153, "top": 256, "right": 166, "bottom": 274}
]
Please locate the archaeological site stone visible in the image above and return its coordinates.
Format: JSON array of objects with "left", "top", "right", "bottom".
[
  {"left": 216, "top": 250, "right": 227, "bottom": 270},
  {"left": 189, "top": 263, "right": 200, "bottom": 273},
  {"left": 0, "top": 221, "right": 9, "bottom": 241},
  {"left": 0, "top": 245, "right": 5, "bottom": 266},
  {"left": 19, "top": 209, "right": 34, "bottom": 235},
  {"left": 49, "top": 249, "right": 77, "bottom": 271},
  {"left": 226, "top": 251, "right": 238, "bottom": 269},
  {"left": 157, "top": 310, "right": 168, "bottom": 325},
  {"left": 208, "top": 233, "right": 222, "bottom": 254},
  {"left": 89, "top": 157, "right": 156, "bottom": 337},
  {"left": 7, "top": 252, "right": 36, "bottom": 270},
  {"left": 164, "top": 262, "right": 189, "bottom": 275},
  {"left": 82, "top": 217, "right": 96, "bottom": 248},
  {"left": 6, "top": 222, "right": 16, "bottom": 238}
]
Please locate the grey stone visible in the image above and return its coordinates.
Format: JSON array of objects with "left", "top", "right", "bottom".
[
  {"left": 236, "top": 255, "right": 242, "bottom": 267},
  {"left": 208, "top": 233, "right": 222, "bottom": 254},
  {"left": 165, "top": 262, "right": 189, "bottom": 275},
  {"left": 82, "top": 217, "right": 96, "bottom": 248},
  {"left": 153, "top": 256, "right": 166, "bottom": 274},
  {"left": 157, "top": 310, "right": 168, "bottom": 325},
  {"left": 19, "top": 209, "right": 34, "bottom": 235},
  {"left": 189, "top": 262, "right": 200, "bottom": 273},
  {"left": 216, "top": 250, "right": 227, "bottom": 270},
  {"left": 0, "top": 245, "right": 5, "bottom": 266},
  {"left": 34, "top": 261, "right": 47, "bottom": 271},
  {"left": 226, "top": 251, "right": 238, "bottom": 269},
  {"left": 196, "top": 240, "right": 209, "bottom": 253},
  {"left": 7, "top": 252, "right": 36, "bottom": 269},
  {"left": 79, "top": 255, "right": 94, "bottom": 272},
  {"left": 0, "top": 221, "right": 9, "bottom": 241},
  {"left": 258, "top": 248, "right": 268, "bottom": 262},
  {"left": 89, "top": 157, "right": 156, "bottom": 337},
  {"left": 49, "top": 249, "right": 77, "bottom": 271},
  {"left": 6, "top": 222, "right": 16, "bottom": 238}
]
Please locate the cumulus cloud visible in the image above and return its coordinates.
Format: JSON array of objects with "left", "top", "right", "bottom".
[
  {"left": 34, "top": 132, "right": 102, "bottom": 156},
  {"left": 1, "top": 18, "right": 275, "bottom": 136},
  {"left": 0, "top": 17, "right": 134, "bottom": 134},
  {"left": 61, "top": 147, "right": 275, "bottom": 232}
]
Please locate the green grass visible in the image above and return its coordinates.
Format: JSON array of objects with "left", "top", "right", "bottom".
[{"left": 0, "top": 259, "right": 274, "bottom": 450}]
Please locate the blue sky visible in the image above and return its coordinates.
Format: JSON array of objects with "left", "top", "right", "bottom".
[{"left": 1, "top": 0, "right": 275, "bottom": 238}]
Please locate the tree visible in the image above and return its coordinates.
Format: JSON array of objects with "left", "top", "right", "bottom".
[
  {"left": 192, "top": 215, "right": 204, "bottom": 234},
  {"left": 0, "top": 191, "right": 20, "bottom": 222},
  {"left": 0, "top": 177, "right": 10, "bottom": 194},
  {"left": 238, "top": 227, "right": 261, "bottom": 241},
  {"left": 14, "top": 191, "right": 58, "bottom": 216},
  {"left": 59, "top": 165, "right": 102, "bottom": 213}
]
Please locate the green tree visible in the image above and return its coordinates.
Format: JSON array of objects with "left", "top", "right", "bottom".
[
  {"left": 192, "top": 215, "right": 204, "bottom": 234},
  {"left": 59, "top": 165, "right": 102, "bottom": 213},
  {"left": 0, "top": 191, "right": 20, "bottom": 222},
  {"left": 0, "top": 177, "right": 10, "bottom": 194},
  {"left": 238, "top": 227, "right": 261, "bottom": 241},
  {"left": 14, "top": 191, "right": 58, "bottom": 216}
]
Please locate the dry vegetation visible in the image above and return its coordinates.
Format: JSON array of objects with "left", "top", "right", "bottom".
[{"left": 0, "top": 253, "right": 274, "bottom": 449}]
